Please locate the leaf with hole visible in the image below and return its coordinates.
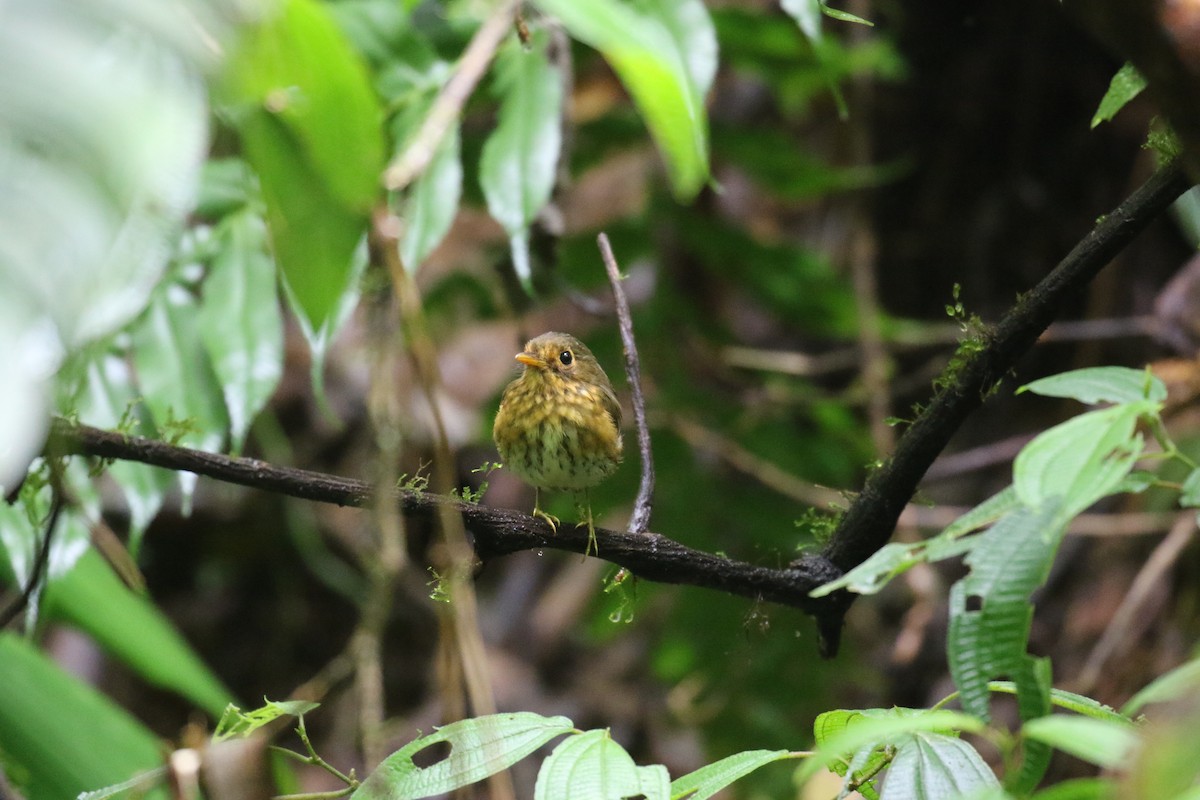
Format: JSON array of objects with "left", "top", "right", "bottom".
[{"left": 352, "top": 712, "right": 574, "bottom": 800}]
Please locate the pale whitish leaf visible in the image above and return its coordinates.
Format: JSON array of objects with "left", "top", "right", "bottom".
[
  {"left": 199, "top": 211, "right": 284, "bottom": 451},
  {"left": 534, "top": 0, "right": 712, "bottom": 199},
  {"left": 289, "top": 238, "right": 368, "bottom": 425},
  {"left": 1091, "top": 63, "right": 1147, "bottom": 129},
  {"left": 882, "top": 732, "right": 999, "bottom": 799},
  {"left": 534, "top": 729, "right": 643, "bottom": 800},
  {"left": 669, "top": 750, "right": 791, "bottom": 800},
  {"left": 0, "top": 5, "right": 209, "bottom": 350},
  {"left": 79, "top": 353, "right": 171, "bottom": 552},
  {"left": 1013, "top": 403, "right": 1148, "bottom": 520},
  {"left": 400, "top": 124, "right": 462, "bottom": 272},
  {"left": 132, "top": 285, "right": 229, "bottom": 508},
  {"left": 636, "top": 0, "right": 718, "bottom": 101},
  {"left": 479, "top": 32, "right": 561, "bottom": 290},
  {"left": 636, "top": 764, "right": 670, "bottom": 800},
  {"left": 0, "top": 496, "right": 39, "bottom": 589},
  {"left": 352, "top": 713, "right": 574, "bottom": 800},
  {"left": 781, "top": 0, "right": 822, "bottom": 42},
  {"left": 1021, "top": 716, "right": 1139, "bottom": 769},
  {"left": 1020, "top": 367, "right": 1166, "bottom": 405}
]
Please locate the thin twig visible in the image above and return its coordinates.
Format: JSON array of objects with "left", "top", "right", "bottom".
[
  {"left": 382, "top": 0, "right": 518, "bottom": 191},
  {"left": 598, "top": 233, "right": 655, "bottom": 534},
  {"left": 0, "top": 489, "right": 63, "bottom": 629},
  {"left": 1075, "top": 512, "right": 1197, "bottom": 694}
]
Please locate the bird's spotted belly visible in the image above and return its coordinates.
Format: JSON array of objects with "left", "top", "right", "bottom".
[{"left": 495, "top": 387, "right": 622, "bottom": 491}]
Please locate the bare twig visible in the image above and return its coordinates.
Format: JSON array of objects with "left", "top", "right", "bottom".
[
  {"left": 598, "top": 233, "right": 654, "bottom": 534},
  {"left": 383, "top": 0, "right": 518, "bottom": 191},
  {"left": 51, "top": 421, "right": 844, "bottom": 617},
  {"left": 815, "top": 161, "right": 1190, "bottom": 656},
  {"left": 1076, "top": 512, "right": 1197, "bottom": 693}
]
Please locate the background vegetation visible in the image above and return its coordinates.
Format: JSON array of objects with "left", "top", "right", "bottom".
[{"left": 2, "top": 0, "right": 1199, "bottom": 798}]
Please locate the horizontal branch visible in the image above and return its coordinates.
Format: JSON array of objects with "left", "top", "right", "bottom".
[{"left": 50, "top": 421, "right": 845, "bottom": 624}]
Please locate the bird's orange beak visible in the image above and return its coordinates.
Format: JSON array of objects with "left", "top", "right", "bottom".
[{"left": 515, "top": 352, "right": 543, "bottom": 368}]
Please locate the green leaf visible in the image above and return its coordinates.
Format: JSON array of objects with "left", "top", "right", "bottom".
[
  {"left": 400, "top": 123, "right": 463, "bottom": 272},
  {"left": 198, "top": 211, "right": 285, "bottom": 451},
  {"left": 214, "top": 699, "right": 320, "bottom": 742},
  {"left": 41, "top": 549, "right": 233, "bottom": 717},
  {"left": 1180, "top": 468, "right": 1200, "bottom": 508},
  {"left": 811, "top": 488, "right": 1019, "bottom": 598},
  {"left": 1030, "top": 777, "right": 1114, "bottom": 800},
  {"left": 479, "top": 31, "right": 563, "bottom": 290},
  {"left": 1019, "top": 367, "right": 1166, "bottom": 404},
  {"left": 798, "top": 709, "right": 986, "bottom": 785},
  {"left": 987, "top": 682, "right": 1130, "bottom": 726},
  {"left": 884, "top": 732, "right": 1000, "bottom": 797},
  {"left": 1091, "top": 63, "right": 1147, "bottom": 129},
  {"left": 196, "top": 158, "right": 257, "bottom": 218},
  {"left": 352, "top": 712, "right": 574, "bottom": 800},
  {"left": 821, "top": 4, "right": 874, "bottom": 26},
  {"left": 131, "top": 284, "right": 230, "bottom": 508},
  {"left": 1013, "top": 403, "right": 1147, "bottom": 519},
  {"left": 219, "top": 0, "right": 383, "bottom": 330},
  {"left": 668, "top": 749, "right": 790, "bottom": 800},
  {"left": 535, "top": 0, "right": 714, "bottom": 199},
  {"left": 0, "top": 633, "right": 166, "bottom": 800},
  {"left": 1021, "top": 716, "right": 1139, "bottom": 769},
  {"left": 1121, "top": 655, "right": 1200, "bottom": 716},
  {"left": 533, "top": 728, "right": 657, "bottom": 800}
]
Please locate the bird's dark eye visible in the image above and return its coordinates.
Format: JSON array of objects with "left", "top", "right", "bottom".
[{"left": 559, "top": 350, "right": 573, "bottom": 366}]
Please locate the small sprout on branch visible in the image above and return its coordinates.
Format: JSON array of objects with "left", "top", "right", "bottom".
[{"left": 397, "top": 462, "right": 431, "bottom": 496}]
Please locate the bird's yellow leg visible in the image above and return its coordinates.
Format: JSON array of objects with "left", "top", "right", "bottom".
[
  {"left": 531, "top": 487, "right": 559, "bottom": 532},
  {"left": 576, "top": 490, "right": 598, "bottom": 558}
]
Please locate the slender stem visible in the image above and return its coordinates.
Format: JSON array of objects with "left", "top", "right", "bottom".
[{"left": 597, "top": 233, "right": 655, "bottom": 534}]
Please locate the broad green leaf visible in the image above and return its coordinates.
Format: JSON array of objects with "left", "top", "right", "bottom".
[
  {"left": 131, "top": 284, "right": 229, "bottom": 508},
  {"left": 947, "top": 504, "right": 1063, "bottom": 722},
  {"left": 78, "top": 352, "right": 172, "bottom": 552},
  {"left": 798, "top": 709, "right": 985, "bottom": 784},
  {"left": 1013, "top": 403, "right": 1148, "bottom": 519},
  {"left": 219, "top": 0, "right": 383, "bottom": 330},
  {"left": 214, "top": 699, "right": 320, "bottom": 742},
  {"left": 353, "top": 712, "right": 574, "bottom": 800},
  {"left": 1019, "top": 367, "right": 1166, "bottom": 405},
  {"left": 668, "top": 749, "right": 790, "bottom": 800},
  {"left": 883, "top": 732, "right": 999, "bottom": 798},
  {"left": 0, "top": 633, "right": 166, "bottom": 800},
  {"left": 948, "top": 503, "right": 1062, "bottom": 790},
  {"left": 535, "top": 0, "right": 713, "bottom": 199},
  {"left": 41, "top": 549, "right": 233, "bottom": 717},
  {"left": 1091, "top": 63, "right": 1147, "bottom": 129},
  {"left": 637, "top": 764, "right": 671, "bottom": 800},
  {"left": 534, "top": 728, "right": 649, "bottom": 800},
  {"left": 479, "top": 32, "right": 562, "bottom": 290},
  {"left": 1021, "top": 716, "right": 1139, "bottom": 769},
  {"left": 1121, "top": 655, "right": 1200, "bottom": 716},
  {"left": 1030, "top": 777, "right": 1113, "bottom": 800},
  {"left": 400, "top": 124, "right": 462, "bottom": 272},
  {"left": 199, "top": 211, "right": 284, "bottom": 451}
]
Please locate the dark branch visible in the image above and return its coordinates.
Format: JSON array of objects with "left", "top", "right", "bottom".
[
  {"left": 598, "top": 233, "right": 655, "bottom": 534},
  {"left": 817, "top": 162, "right": 1191, "bottom": 646},
  {"left": 50, "top": 421, "right": 844, "bottom": 618}
]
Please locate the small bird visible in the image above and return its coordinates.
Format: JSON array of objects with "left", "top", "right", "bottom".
[{"left": 493, "top": 332, "right": 623, "bottom": 555}]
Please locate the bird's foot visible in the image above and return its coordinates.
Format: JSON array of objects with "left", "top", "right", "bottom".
[{"left": 532, "top": 506, "right": 560, "bottom": 533}]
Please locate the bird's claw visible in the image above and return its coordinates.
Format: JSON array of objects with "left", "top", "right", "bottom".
[{"left": 532, "top": 507, "right": 560, "bottom": 532}]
